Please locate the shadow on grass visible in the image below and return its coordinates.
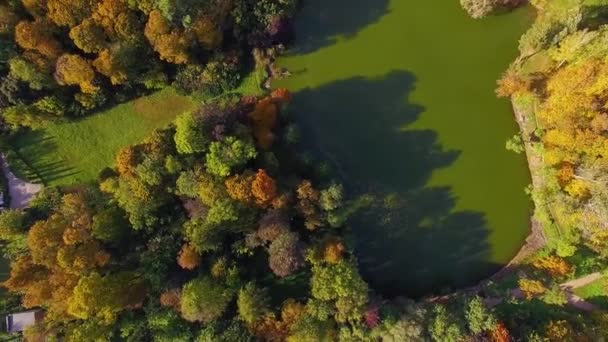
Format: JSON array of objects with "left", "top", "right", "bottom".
[
  {"left": 288, "top": 0, "right": 391, "bottom": 55},
  {"left": 11, "top": 130, "right": 79, "bottom": 184},
  {"left": 291, "top": 71, "right": 494, "bottom": 297}
]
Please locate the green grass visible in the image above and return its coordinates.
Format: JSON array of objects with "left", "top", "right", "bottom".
[
  {"left": 10, "top": 88, "right": 197, "bottom": 186},
  {"left": 573, "top": 276, "right": 608, "bottom": 309},
  {"left": 574, "top": 277, "right": 606, "bottom": 299},
  {"left": 9, "top": 68, "right": 266, "bottom": 187}
]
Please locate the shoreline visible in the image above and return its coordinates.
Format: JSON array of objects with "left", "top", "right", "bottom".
[{"left": 484, "top": 100, "right": 546, "bottom": 282}]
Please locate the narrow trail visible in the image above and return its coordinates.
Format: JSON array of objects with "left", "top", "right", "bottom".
[
  {"left": 1, "top": 155, "right": 42, "bottom": 209},
  {"left": 487, "top": 272, "right": 604, "bottom": 312}
]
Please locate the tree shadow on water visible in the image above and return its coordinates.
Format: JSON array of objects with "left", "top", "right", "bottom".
[
  {"left": 289, "top": 0, "right": 391, "bottom": 55},
  {"left": 291, "top": 71, "right": 496, "bottom": 297}
]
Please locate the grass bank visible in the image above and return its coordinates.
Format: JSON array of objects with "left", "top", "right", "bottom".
[{"left": 8, "top": 69, "right": 266, "bottom": 187}]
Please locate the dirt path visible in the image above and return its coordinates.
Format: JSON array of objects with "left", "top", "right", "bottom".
[
  {"left": 1, "top": 155, "right": 42, "bottom": 209},
  {"left": 488, "top": 272, "right": 604, "bottom": 312},
  {"left": 560, "top": 272, "right": 602, "bottom": 289}
]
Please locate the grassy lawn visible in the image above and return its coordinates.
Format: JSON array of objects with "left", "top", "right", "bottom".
[
  {"left": 574, "top": 276, "right": 608, "bottom": 309},
  {"left": 10, "top": 88, "right": 197, "bottom": 186},
  {"left": 8, "top": 68, "right": 266, "bottom": 187}
]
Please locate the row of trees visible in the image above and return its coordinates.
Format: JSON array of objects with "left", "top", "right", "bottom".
[
  {"left": 459, "top": 0, "right": 525, "bottom": 19},
  {"left": 0, "top": 0, "right": 295, "bottom": 129},
  {"left": 487, "top": 0, "right": 608, "bottom": 339}
]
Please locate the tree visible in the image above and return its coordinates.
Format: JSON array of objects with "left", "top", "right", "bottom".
[
  {"left": 69, "top": 19, "right": 107, "bottom": 53},
  {"left": 92, "top": 47, "right": 133, "bottom": 85},
  {"left": 184, "top": 218, "right": 223, "bottom": 253},
  {"left": 225, "top": 171, "right": 255, "bottom": 204},
  {"left": 429, "top": 305, "right": 465, "bottom": 342},
  {"left": 174, "top": 111, "right": 209, "bottom": 154},
  {"left": 257, "top": 210, "right": 289, "bottom": 242},
  {"left": 296, "top": 180, "right": 322, "bottom": 230},
  {"left": 532, "top": 255, "right": 572, "bottom": 277},
  {"left": 147, "top": 308, "right": 193, "bottom": 341},
  {"left": 68, "top": 272, "right": 147, "bottom": 324},
  {"left": 54, "top": 54, "right": 98, "bottom": 93},
  {"left": 47, "top": 0, "right": 96, "bottom": 27},
  {"left": 177, "top": 244, "right": 201, "bottom": 270},
  {"left": 519, "top": 278, "right": 547, "bottom": 299},
  {"left": 248, "top": 97, "right": 278, "bottom": 149},
  {"left": 310, "top": 260, "right": 368, "bottom": 323},
  {"left": 0, "top": 4, "right": 18, "bottom": 36},
  {"left": 65, "top": 319, "right": 114, "bottom": 342},
  {"left": 237, "top": 282, "right": 270, "bottom": 324},
  {"left": 251, "top": 169, "right": 277, "bottom": 206},
  {"left": 319, "top": 184, "right": 344, "bottom": 212},
  {"left": 269, "top": 232, "right": 304, "bottom": 277},
  {"left": 489, "top": 322, "right": 511, "bottom": 342},
  {"left": 460, "top": 0, "right": 498, "bottom": 19},
  {"left": 190, "top": 13, "right": 222, "bottom": 50},
  {"left": 180, "top": 276, "right": 233, "bottom": 323},
  {"left": 9, "top": 57, "right": 54, "bottom": 90},
  {"left": 206, "top": 136, "right": 257, "bottom": 177},
  {"left": 545, "top": 320, "right": 575, "bottom": 341},
  {"left": 144, "top": 10, "right": 191, "bottom": 64},
  {"left": 91, "top": 206, "right": 128, "bottom": 243},
  {"left": 15, "top": 20, "right": 62, "bottom": 58},
  {"left": 465, "top": 296, "right": 497, "bottom": 335}
]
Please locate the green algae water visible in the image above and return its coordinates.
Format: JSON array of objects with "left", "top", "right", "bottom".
[{"left": 275, "top": 0, "right": 533, "bottom": 296}]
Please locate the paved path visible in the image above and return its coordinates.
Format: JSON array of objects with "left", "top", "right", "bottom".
[{"left": 1, "top": 155, "right": 42, "bottom": 209}]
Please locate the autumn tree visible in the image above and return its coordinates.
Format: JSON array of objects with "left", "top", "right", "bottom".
[
  {"left": 144, "top": 10, "right": 191, "bottom": 64},
  {"left": 252, "top": 169, "right": 277, "bottom": 206},
  {"left": 225, "top": 171, "right": 255, "bottom": 204},
  {"left": 296, "top": 180, "right": 323, "bottom": 230},
  {"left": 177, "top": 243, "right": 201, "bottom": 270},
  {"left": 0, "top": 4, "right": 18, "bottom": 35},
  {"left": 268, "top": 232, "right": 304, "bottom": 277},
  {"left": 15, "top": 20, "right": 62, "bottom": 58},
  {"left": 69, "top": 18, "right": 107, "bottom": 53},
  {"left": 47, "top": 0, "right": 96, "bottom": 27},
  {"left": 519, "top": 278, "right": 547, "bottom": 299},
  {"left": 248, "top": 97, "right": 278, "bottom": 149},
  {"left": 190, "top": 13, "right": 222, "bottom": 50},
  {"left": 54, "top": 54, "right": 98, "bottom": 93},
  {"left": 532, "top": 255, "right": 572, "bottom": 278}
]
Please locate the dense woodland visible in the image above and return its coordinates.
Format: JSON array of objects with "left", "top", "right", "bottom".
[
  {"left": 2, "top": 0, "right": 608, "bottom": 341},
  {"left": 0, "top": 0, "right": 294, "bottom": 130}
]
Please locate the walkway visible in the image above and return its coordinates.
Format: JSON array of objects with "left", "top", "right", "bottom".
[
  {"left": 497, "top": 272, "right": 604, "bottom": 312},
  {"left": 1, "top": 155, "right": 42, "bottom": 209}
]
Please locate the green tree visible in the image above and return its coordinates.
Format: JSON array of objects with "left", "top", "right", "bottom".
[
  {"left": 8, "top": 57, "right": 53, "bottom": 90},
  {"left": 310, "top": 260, "right": 368, "bottom": 323},
  {"left": 180, "top": 276, "right": 233, "bottom": 323},
  {"left": 237, "top": 282, "right": 270, "bottom": 324},
  {"left": 174, "top": 111, "right": 209, "bottom": 154},
  {"left": 206, "top": 136, "right": 257, "bottom": 177},
  {"left": 465, "top": 296, "right": 497, "bottom": 335},
  {"left": 429, "top": 305, "right": 465, "bottom": 342}
]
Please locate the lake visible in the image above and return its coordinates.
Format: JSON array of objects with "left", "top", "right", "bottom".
[{"left": 275, "top": 0, "right": 533, "bottom": 296}]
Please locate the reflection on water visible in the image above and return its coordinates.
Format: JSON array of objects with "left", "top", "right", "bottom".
[{"left": 276, "top": 0, "right": 532, "bottom": 296}]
